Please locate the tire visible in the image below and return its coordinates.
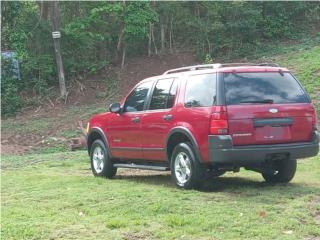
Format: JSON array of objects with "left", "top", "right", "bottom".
[
  {"left": 171, "top": 142, "right": 205, "bottom": 189},
  {"left": 262, "top": 159, "right": 296, "bottom": 183},
  {"left": 90, "top": 139, "right": 117, "bottom": 178}
]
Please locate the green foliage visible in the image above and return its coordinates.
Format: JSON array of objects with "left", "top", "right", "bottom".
[
  {"left": 1, "top": 1, "right": 319, "bottom": 113},
  {"left": 169, "top": 2, "right": 319, "bottom": 58},
  {"left": 124, "top": 2, "right": 157, "bottom": 41},
  {"left": 2, "top": 1, "right": 55, "bottom": 98},
  {"left": 1, "top": 59, "right": 22, "bottom": 117},
  {"left": 261, "top": 2, "right": 314, "bottom": 39},
  {"left": 203, "top": 53, "right": 214, "bottom": 64},
  {"left": 1, "top": 77, "right": 22, "bottom": 117}
]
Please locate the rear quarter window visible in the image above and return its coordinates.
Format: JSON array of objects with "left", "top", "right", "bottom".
[
  {"left": 223, "top": 72, "right": 309, "bottom": 105},
  {"left": 184, "top": 73, "right": 217, "bottom": 107}
]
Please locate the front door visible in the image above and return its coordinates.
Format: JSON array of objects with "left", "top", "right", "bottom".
[{"left": 108, "top": 81, "right": 153, "bottom": 159}]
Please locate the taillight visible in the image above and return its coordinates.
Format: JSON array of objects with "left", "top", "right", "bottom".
[
  {"left": 312, "top": 104, "right": 318, "bottom": 130},
  {"left": 210, "top": 106, "right": 229, "bottom": 135}
]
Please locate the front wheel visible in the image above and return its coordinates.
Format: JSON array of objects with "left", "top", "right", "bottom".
[
  {"left": 262, "top": 159, "right": 296, "bottom": 183},
  {"left": 90, "top": 139, "right": 117, "bottom": 178},
  {"left": 171, "top": 142, "right": 205, "bottom": 189}
]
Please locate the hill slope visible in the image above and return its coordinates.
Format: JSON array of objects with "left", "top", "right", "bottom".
[
  {"left": 1, "top": 45, "right": 319, "bottom": 154},
  {"left": 271, "top": 46, "right": 320, "bottom": 100}
]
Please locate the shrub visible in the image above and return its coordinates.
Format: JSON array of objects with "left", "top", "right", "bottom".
[{"left": 1, "top": 59, "right": 22, "bottom": 117}]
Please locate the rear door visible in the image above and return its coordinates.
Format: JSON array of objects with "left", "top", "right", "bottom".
[
  {"left": 140, "top": 77, "right": 178, "bottom": 160},
  {"left": 224, "top": 72, "right": 313, "bottom": 145}
]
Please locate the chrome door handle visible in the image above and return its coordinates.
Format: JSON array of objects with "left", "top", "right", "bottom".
[
  {"left": 131, "top": 117, "right": 140, "bottom": 123},
  {"left": 163, "top": 115, "right": 173, "bottom": 121}
]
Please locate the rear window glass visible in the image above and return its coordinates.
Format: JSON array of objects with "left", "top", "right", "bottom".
[
  {"left": 224, "top": 72, "right": 309, "bottom": 105},
  {"left": 149, "top": 78, "right": 174, "bottom": 110},
  {"left": 185, "top": 73, "right": 216, "bottom": 107}
]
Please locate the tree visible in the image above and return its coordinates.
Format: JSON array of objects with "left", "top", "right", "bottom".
[
  {"left": 2, "top": 1, "right": 319, "bottom": 115},
  {"left": 49, "top": 1, "right": 67, "bottom": 97}
]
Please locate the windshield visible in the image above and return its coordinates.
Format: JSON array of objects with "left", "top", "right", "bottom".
[{"left": 223, "top": 72, "right": 309, "bottom": 105}]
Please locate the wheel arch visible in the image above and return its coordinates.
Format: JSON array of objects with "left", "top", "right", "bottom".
[
  {"left": 87, "top": 127, "right": 111, "bottom": 157},
  {"left": 165, "top": 127, "right": 202, "bottom": 163}
]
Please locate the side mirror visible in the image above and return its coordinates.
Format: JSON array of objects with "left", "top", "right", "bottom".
[{"left": 109, "top": 102, "right": 121, "bottom": 113}]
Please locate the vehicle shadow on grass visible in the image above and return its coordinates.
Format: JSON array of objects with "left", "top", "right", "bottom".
[
  {"left": 115, "top": 173, "right": 318, "bottom": 197},
  {"left": 116, "top": 173, "right": 173, "bottom": 187}
]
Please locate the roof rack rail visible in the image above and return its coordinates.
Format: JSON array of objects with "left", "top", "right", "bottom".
[
  {"left": 163, "top": 62, "right": 279, "bottom": 75},
  {"left": 219, "top": 62, "right": 279, "bottom": 68},
  {"left": 163, "top": 64, "right": 222, "bottom": 75}
]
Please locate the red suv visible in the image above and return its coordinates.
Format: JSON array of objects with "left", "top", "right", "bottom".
[{"left": 87, "top": 63, "right": 319, "bottom": 189}]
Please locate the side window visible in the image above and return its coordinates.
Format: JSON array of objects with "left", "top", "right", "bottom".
[
  {"left": 124, "top": 81, "right": 153, "bottom": 112},
  {"left": 149, "top": 78, "right": 174, "bottom": 110},
  {"left": 184, "top": 73, "right": 216, "bottom": 107}
]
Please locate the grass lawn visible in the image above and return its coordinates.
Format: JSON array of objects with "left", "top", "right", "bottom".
[
  {"left": 1, "top": 151, "right": 320, "bottom": 240},
  {"left": 275, "top": 46, "right": 320, "bottom": 104}
]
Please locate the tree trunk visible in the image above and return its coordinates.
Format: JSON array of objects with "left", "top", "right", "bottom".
[
  {"left": 151, "top": 24, "right": 158, "bottom": 55},
  {"left": 169, "top": 16, "right": 173, "bottom": 53},
  {"left": 121, "top": 46, "right": 126, "bottom": 69},
  {"left": 117, "top": 24, "right": 125, "bottom": 53},
  {"left": 38, "top": 1, "right": 49, "bottom": 21},
  {"left": 116, "top": 23, "right": 125, "bottom": 62},
  {"left": 116, "top": 1, "right": 126, "bottom": 64},
  {"left": 50, "top": 1, "right": 67, "bottom": 98},
  {"left": 148, "top": 23, "right": 152, "bottom": 57},
  {"left": 160, "top": 24, "right": 165, "bottom": 53},
  {"left": 207, "top": 37, "right": 211, "bottom": 55}
]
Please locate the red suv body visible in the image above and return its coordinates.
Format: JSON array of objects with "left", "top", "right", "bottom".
[{"left": 87, "top": 63, "right": 319, "bottom": 189}]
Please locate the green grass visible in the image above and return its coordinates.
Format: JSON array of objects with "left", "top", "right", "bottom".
[
  {"left": 253, "top": 33, "right": 320, "bottom": 60},
  {"left": 2, "top": 152, "right": 320, "bottom": 240},
  {"left": 1, "top": 118, "right": 53, "bottom": 136},
  {"left": 259, "top": 45, "right": 320, "bottom": 115},
  {"left": 1, "top": 103, "right": 106, "bottom": 136},
  {"left": 272, "top": 46, "right": 320, "bottom": 99}
]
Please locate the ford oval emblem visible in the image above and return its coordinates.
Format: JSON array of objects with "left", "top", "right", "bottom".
[{"left": 269, "top": 108, "right": 278, "bottom": 113}]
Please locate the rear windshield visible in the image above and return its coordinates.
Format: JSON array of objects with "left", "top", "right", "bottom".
[{"left": 223, "top": 72, "right": 309, "bottom": 105}]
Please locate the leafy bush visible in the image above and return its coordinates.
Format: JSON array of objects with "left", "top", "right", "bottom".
[
  {"left": 1, "top": 1, "right": 319, "bottom": 111},
  {"left": 1, "top": 59, "right": 22, "bottom": 117},
  {"left": 203, "top": 54, "right": 213, "bottom": 64}
]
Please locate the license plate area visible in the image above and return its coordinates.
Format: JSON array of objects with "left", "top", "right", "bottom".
[{"left": 255, "top": 125, "right": 292, "bottom": 143}]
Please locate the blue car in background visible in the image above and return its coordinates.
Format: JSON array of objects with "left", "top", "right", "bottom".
[{"left": 1, "top": 50, "right": 21, "bottom": 80}]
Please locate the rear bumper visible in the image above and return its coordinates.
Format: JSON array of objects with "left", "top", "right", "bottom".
[{"left": 208, "top": 131, "right": 319, "bottom": 165}]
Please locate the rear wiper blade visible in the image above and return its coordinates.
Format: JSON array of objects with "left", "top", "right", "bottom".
[{"left": 240, "top": 99, "right": 274, "bottom": 104}]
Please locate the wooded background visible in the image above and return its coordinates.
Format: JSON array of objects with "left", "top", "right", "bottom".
[{"left": 1, "top": 1, "right": 320, "bottom": 116}]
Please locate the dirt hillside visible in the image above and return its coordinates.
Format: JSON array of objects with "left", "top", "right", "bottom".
[{"left": 1, "top": 52, "right": 197, "bottom": 155}]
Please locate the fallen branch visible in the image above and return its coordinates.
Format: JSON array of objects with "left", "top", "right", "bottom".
[
  {"left": 35, "top": 106, "right": 42, "bottom": 113},
  {"left": 64, "top": 91, "right": 69, "bottom": 104},
  {"left": 69, "top": 120, "right": 87, "bottom": 151},
  {"left": 47, "top": 97, "right": 55, "bottom": 108}
]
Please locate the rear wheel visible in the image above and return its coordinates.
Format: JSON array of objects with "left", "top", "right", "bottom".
[
  {"left": 171, "top": 142, "right": 205, "bottom": 189},
  {"left": 90, "top": 139, "right": 117, "bottom": 178},
  {"left": 262, "top": 159, "right": 296, "bottom": 183}
]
